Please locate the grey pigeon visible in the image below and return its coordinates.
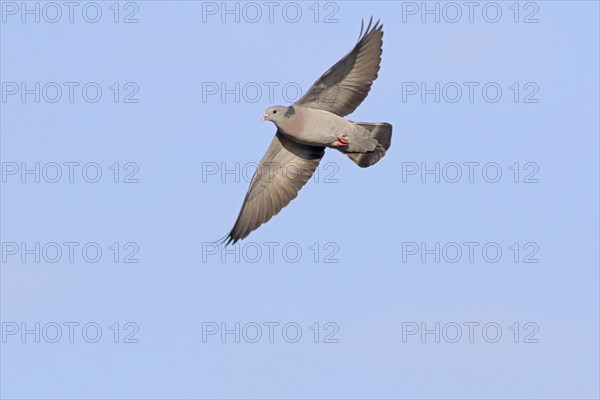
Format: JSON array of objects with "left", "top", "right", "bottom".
[{"left": 223, "top": 18, "right": 392, "bottom": 245}]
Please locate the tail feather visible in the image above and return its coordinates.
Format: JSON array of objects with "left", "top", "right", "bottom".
[{"left": 344, "top": 122, "right": 392, "bottom": 168}]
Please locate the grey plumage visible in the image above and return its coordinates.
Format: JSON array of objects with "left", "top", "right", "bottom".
[
  {"left": 225, "top": 131, "right": 323, "bottom": 243},
  {"left": 223, "top": 18, "right": 392, "bottom": 245},
  {"left": 295, "top": 18, "right": 384, "bottom": 117},
  {"left": 277, "top": 105, "right": 379, "bottom": 153},
  {"left": 345, "top": 122, "right": 392, "bottom": 167}
]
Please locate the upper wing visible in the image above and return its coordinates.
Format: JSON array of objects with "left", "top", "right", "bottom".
[
  {"left": 225, "top": 131, "right": 325, "bottom": 245},
  {"left": 294, "top": 18, "right": 384, "bottom": 117}
]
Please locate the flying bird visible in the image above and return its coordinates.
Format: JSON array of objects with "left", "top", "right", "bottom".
[{"left": 224, "top": 18, "right": 392, "bottom": 245}]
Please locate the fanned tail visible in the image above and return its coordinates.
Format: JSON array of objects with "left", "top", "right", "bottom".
[{"left": 344, "top": 122, "right": 392, "bottom": 168}]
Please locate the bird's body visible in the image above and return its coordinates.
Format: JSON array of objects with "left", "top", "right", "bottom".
[
  {"left": 222, "top": 18, "right": 392, "bottom": 245},
  {"left": 277, "top": 105, "right": 378, "bottom": 153}
]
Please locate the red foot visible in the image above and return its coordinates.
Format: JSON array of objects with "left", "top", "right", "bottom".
[{"left": 332, "top": 135, "right": 349, "bottom": 147}]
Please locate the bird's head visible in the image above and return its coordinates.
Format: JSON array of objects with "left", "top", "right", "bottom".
[{"left": 262, "top": 105, "right": 294, "bottom": 124}]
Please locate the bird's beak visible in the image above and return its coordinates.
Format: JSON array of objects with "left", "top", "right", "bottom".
[{"left": 261, "top": 114, "right": 268, "bottom": 122}]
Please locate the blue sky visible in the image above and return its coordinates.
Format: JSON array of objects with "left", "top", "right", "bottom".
[{"left": 1, "top": 1, "right": 599, "bottom": 399}]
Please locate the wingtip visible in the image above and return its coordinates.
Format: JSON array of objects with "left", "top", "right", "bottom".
[
  {"left": 358, "top": 18, "right": 365, "bottom": 39},
  {"left": 366, "top": 16, "right": 373, "bottom": 34},
  {"left": 358, "top": 17, "right": 383, "bottom": 41},
  {"left": 225, "top": 234, "right": 238, "bottom": 247},
  {"left": 215, "top": 232, "right": 237, "bottom": 248}
]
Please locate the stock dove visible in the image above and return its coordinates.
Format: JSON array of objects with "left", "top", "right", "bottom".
[{"left": 223, "top": 18, "right": 392, "bottom": 245}]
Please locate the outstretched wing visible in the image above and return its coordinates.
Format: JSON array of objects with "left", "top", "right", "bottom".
[
  {"left": 225, "top": 132, "right": 325, "bottom": 245},
  {"left": 294, "top": 18, "right": 384, "bottom": 117}
]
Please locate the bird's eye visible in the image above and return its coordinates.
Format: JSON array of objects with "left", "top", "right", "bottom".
[{"left": 273, "top": 110, "right": 277, "bottom": 114}]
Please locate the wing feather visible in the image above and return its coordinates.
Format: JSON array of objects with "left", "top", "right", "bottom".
[
  {"left": 225, "top": 132, "right": 324, "bottom": 244},
  {"left": 295, "top": 18, "right": 384, "bottom": 116}
]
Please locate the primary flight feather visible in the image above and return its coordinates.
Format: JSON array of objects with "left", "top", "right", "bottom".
[{"left": 224, "top": 18, "right": 392, "bottom": 245}]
